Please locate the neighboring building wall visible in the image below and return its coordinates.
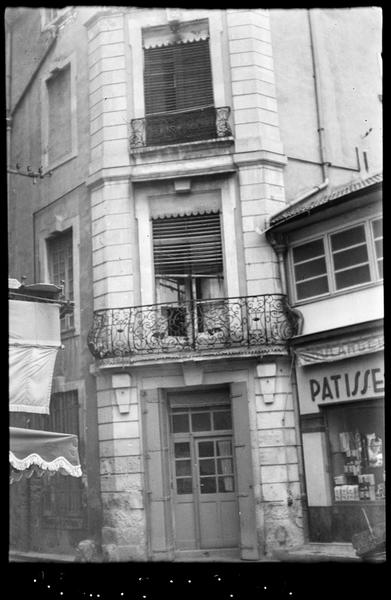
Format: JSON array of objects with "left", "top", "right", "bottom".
[
  {"left": 270, "top": 7, "right": 382, "bottom": 199},
  {"left": 8, "top": 7, "right": 101, "bottom": 556}
]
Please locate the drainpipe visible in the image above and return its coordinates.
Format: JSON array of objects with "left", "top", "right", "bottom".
[{"left": 307, "top": 8, "right": 329, "bottom": 188}]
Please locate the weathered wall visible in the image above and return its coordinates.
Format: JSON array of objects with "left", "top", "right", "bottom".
[
  {"left": 8, "top": 7, "right": 101, "bottom": 556},
  {"left": 270, "top": 7, "right": 382, "bottom": 200}
]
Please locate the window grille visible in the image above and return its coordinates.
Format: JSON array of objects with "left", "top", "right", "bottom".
[{"left": 47, "top": 229, "right": 74, "bottom": 331}]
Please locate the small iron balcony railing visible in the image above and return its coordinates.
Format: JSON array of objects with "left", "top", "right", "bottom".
[
  {"left": 87, "top": 294, "right": 299, "bottom": 359},
  {"left": 129, "top": 106, "right": 233, "bottom": 148}
]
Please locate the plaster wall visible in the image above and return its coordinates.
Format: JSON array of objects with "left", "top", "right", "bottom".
[{"left": 270, "top": 8, "right": 382, "bottom": 201}]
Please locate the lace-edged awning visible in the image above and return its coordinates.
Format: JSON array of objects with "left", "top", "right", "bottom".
[{"left": 9, "top": 427, "right": 82, "bottom": 483}]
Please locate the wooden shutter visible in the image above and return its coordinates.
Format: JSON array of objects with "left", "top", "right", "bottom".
[
  {"left": 231, "top": 382, "right": 260, "bottom": 560},
  {"left": 152, "top": 212, "right": 223, "bottom": 276},
  {"left": 142, "top": 389, "right": 173, "bottom": 560},
  {"left": 144, "top": 39, "right": 214, "bottom": 115}
]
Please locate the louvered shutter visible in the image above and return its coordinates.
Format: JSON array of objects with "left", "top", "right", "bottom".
[
  {"left": 144, "top": 40, "right": 214, "bottom": 115},
  {"left": 231, "top": 382, "right": 260, "bottom": 560},
  {"left": 152, "top": 212, "right": 223, "bottom": 276},
  {"left": 142, "top": 389, "right": 174, "bottom": 559}
]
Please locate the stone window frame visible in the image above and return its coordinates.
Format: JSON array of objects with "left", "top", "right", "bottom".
[
  {"left": 41, "top": 52, "right": 78, "bottom": 172},
  {"left": 135, "top": 177, "right": 240, "bottom": 308}
]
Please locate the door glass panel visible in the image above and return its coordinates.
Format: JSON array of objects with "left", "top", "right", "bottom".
[
  {"left": 191, "top": 412, "right": 211, "bottom": 432},
  {"left": 199, "top": 459, "right": 215, "bottom": 475},
  {"left": 176, "top": 478, "right": 193, "bottom": 494},
  {"left": 218, "top": 476, "right": 234, "bottom": 493},
  {"left": 198, "top": 441, "right": 214, "bottom": 457},
  {"left": 174, "top": 442, "right": 190, "bottom": 458},
  {"left": 172, "top": 413, "right": 189, "bottom": 433},
  {"left": 213, "top": 410, "right": 232, "bottom": 430},
  {"left": 217, "top": 457, "right": 233, "bottom": 475},
  {"left": 200, "top": 477, "right": 216, "bottom": 494},
  {"left": 176, "top": 460, "right": 192, "bottom": 476},
  {"left": 216, "top": 439, "right": 232, "bottom": 456}
]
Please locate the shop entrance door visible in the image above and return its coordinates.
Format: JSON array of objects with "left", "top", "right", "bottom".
[{"left": 169, "top": 397, "right": 240, "bottom": 550}]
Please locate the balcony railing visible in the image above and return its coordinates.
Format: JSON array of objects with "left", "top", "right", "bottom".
[
  {"left": 129, "top": 106, "right": 233, "bottom": 148},
  {"left": 87, "top": 294, "right": 299, "bottom": 360}
]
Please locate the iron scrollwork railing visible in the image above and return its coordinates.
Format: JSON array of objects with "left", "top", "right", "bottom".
[
  {"left": 129, "top": 106, "right": 233, "bottom": 148},
  {"left": 87, "top": 294, "right": 299, "bottom": 359}
]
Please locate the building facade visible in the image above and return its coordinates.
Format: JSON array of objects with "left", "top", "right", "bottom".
[
  {"left": 7, "top": 7, "right": 382, "bottom": 561},
  {"left": 266, "top": 174, "right": 384, "bottom": 545}
]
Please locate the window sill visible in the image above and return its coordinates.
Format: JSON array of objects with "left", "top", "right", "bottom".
[{"left": 130, "top": 135, "right": 234, "bottom": 155}]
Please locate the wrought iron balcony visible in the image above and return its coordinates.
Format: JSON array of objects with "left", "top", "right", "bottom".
[
  {"left": 129, "top": 106, "right": 233, "bottom": 148},
  {"left": 88, "top": 294, "right": 300, "bottom": 361}
]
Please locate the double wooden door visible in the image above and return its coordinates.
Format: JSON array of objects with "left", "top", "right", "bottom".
[{"left": 170, "top": 401, "right": 240, "bottom": 550}]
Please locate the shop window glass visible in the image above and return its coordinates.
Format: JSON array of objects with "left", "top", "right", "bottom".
[{"left": 324, "top": 400, "right": 385, "bottom": 504}]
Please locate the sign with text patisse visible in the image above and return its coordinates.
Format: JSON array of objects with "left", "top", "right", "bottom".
[{"left": 296, "top": 352, "right": 384, "bottom": 414}]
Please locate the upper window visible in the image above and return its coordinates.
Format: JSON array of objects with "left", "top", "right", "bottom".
[
  {"left": 142, "top": 38, "right": 216, "bottom": 146},
  {"left": 47, "top": 229, "right": 74, "bottom": 331},
  {"left": 144, "top": 39, "right": 214, "bottom": 116},
  {"left": 371, "top": 217, "right": 383, "bottom": 278},
  {"left": 47, "top": 64, "right": 72, "bottom": 165},
  {"left": 291, "top": 217, "right": 383, "bottom": 301}
]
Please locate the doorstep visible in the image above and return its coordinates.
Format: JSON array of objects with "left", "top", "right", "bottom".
[
  {"left": 273, "top": 542, "right": 362, "bottom": 563},
  {"left": 9, "top": 550, "right": 75, "bottom": 562}
]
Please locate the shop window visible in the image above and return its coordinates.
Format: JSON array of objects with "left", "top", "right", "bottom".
[
  {"left": 291, "top": 216, "right": 383, "bottom": 301},
  {"left": 47, "top": 229, "right": 74, "bottom": 331},
  {"left": 324, "top": 400, "right": 385, "bottom": 504},
  {"left": 47, "top": 63, "right": 72, "bottom": 164}
]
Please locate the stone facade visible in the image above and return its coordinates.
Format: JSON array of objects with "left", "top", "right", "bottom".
[{"left": 7, "top": 6, "right": 381, "bottom": 560}]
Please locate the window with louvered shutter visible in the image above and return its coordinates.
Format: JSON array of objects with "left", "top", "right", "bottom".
[
  {"left": 152, "top": 212, "right": 223, "bottom": 276},
  {"left": 144, "top": 40, "right": 214, "bottom": 115}
]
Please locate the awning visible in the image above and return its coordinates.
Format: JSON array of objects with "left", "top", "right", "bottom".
[
  {"left": 295, "top": 332, "right": 384, "bottom": 366},
  {"left": 9, "top": 427, "right": 82, "bottom": 483},
  {"left": 9, "top": 298, "right": 61, "bottom": 414}
]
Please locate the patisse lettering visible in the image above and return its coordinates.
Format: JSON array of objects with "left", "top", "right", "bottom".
[{"left": 310, "top": 368, "right": 384, "bottom": 402}]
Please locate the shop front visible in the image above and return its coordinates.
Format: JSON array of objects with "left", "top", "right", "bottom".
[{"left": 294, "top": 333, "right": 385, "bottom": 543}]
